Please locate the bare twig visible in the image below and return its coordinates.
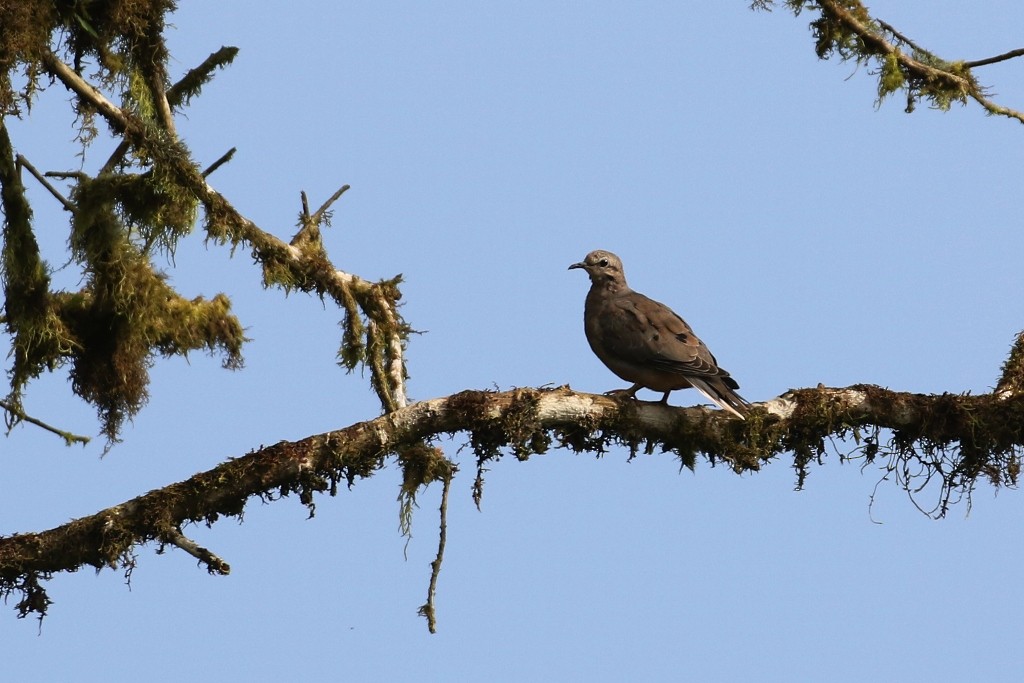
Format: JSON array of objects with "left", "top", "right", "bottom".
[
  {"left": 0, "top": 399, "right": 90, "bottom": 446},
  {"left": 876, "top": 19, "right": 934, "bottom": 59},
  {"left": 202, "top": 147, "right": 236, "bottom": 177},
  {"left": 160, "top": 528, "right": 230, "bottom": 574},
  {"left": 311, "top": 184, "right": 351, "bottom": 225},
  {"left": 419, "top": 461, "right": 455, "bottom": 634},
  {"left": 14, "top": 155, "right": 75, "bottom": 211},
  {"left": 965, "top": 48, "right": 1024, "bottom": 69}
]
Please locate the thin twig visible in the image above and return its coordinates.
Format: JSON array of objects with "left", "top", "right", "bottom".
[
  {"left": 419, "top": 463, "right": 455, "bottom": 634},
  {"left": 879, "top": 18, "right": 1024, "bottom": 71},
  {"left": 202, "top": 147, "right": 236, "bottom": 177},
  {"left": 43, "top": 170, "right": 88, "bottom": 180},
  {"left": 300, "top": 190, "right": 310, "bottom": 222},
  {"left": 876, "top": 19, "right": 934, "bottom": 59},
  {"left": 0, "top": 400, "right": 90, "bottom": 446},
  {"left": 965, "top": 48, "right": 1024, "bottom": 69},
  {"left": 15, "top": 155, "right": 75, "bottom": 211},
  {"left": 311, "top": 184, "right": 351, "bottom": 225},
  {"left": 99, "top": 141, "right": 131, "bottom": 175}
]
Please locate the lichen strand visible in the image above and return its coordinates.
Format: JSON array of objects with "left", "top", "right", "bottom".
[
  {"left": 396, "top": 442, "right": 453, "bottom": 537},
  {"left": 106, "top": 171, "right": 198, "bottom": 255},
  {"left": 443, "top": 389, "right": 549, "bottom": 503},
  {"left": 39, "top": 176, "right": 246, "bottom": 441},
  {"left": 778, "top": 389, "right": 843, "bottom": 488}
]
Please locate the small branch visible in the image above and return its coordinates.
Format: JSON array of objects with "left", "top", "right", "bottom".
[
  {"left": 300, "top": 190, "right": 311, "bottom": 222},
  {"left": 0, "top": 400, "right": 90, "bottom": 446},
  {"left": 99, "top": 141, "right": 131, "bottom": 175},
  {"left": 147, "top": 72, "right": 176, "bottom": 137},
  {"left": 160, "top": 528, "right": 230, "bottom": 575},
  {"left": 816, "top": 0, "right": 1024, "bottom": 124},
  {"left": 419, "top": 462, "right": 455, "bottom": 634},
  {"left": 99, "top": 45, "right": 233, "bottom": 173},
  {"left": 311, "top": 184, "right": 351, "bottom": 225},
  {"left": 876, "top": 19, "right": 934, "bottom": 59},
  {"left": 14, "top": 155, "right": 75, "bottom": 212},
  {"left": 42, "top": 171, "right": 88, "bottom": 180},
  {"left": 201, "top": 147, "right": 236, "bottom": 177},
  {"left": 40, "top": 51, "right": 128, "bottom": 131},
  {"left": 965, "top": 48, "right": 1024, "bottom": 69}
]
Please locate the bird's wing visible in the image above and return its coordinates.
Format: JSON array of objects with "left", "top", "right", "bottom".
[{"left": 603, "top": 291, "right": 730, "bottom": 381}]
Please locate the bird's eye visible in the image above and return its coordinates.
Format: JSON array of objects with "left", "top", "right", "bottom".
[{"left": 599, "top": 258, "right": 609, "bottom": 267}]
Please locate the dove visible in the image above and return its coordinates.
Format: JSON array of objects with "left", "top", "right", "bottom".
[{"left": 569, "top": 249, "right": 749, "bottom": 419}]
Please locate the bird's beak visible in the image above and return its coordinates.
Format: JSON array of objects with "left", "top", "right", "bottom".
[{"left": 568, "top": 262, "right": 585, "bottom": 271}]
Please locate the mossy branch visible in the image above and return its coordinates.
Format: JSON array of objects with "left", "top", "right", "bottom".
[
  {"left": 755, "top": 0, "right": 1024, "bottom": 123},
  {"left": 2, "top": 382, "right": 1021, "bottom": 625},
  {"left": 39, "top": 50, "right": 409, "bottom": 412}
]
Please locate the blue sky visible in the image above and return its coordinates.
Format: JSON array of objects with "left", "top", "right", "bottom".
[{"left": 4, "top": 2, "right": 1024, "bottom": 680}]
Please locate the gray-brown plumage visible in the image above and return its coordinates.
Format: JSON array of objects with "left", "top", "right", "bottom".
[{"left": 569, "top": 249, "right": 749, "bottom": 419}]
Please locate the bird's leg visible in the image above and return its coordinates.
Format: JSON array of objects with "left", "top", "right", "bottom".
[
  {"left": 658, "top": 391, "right": 672, "bottom": 405},
  {"left": 604, "top": 383, "right": 643, "bottom": 400}
]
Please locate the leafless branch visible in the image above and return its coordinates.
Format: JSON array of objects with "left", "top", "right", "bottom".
[
  {"left": 0, "top": 399, "right": 90, "bottom": 446},
  {"left": 14, "top": 155, "right": 75, "bottom": 212},
  {"left": 965, "top": 48, "right": 1024, "bottom": 69},
  {"left": 202, "top": 147, "right": 236, "bottom": 177},
  {"left": 160, "top": 528, "right": 229, "bottom": 574},
  {"left": 311, "top": 184, "right": 351, "bottom": 225},
  {"left": 419, "top": 462, "right": 454, "bottom": 633}
]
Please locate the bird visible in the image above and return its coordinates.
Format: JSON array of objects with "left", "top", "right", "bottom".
[{"left": 569, "top": 249, "right": 750, "bottom": 419}]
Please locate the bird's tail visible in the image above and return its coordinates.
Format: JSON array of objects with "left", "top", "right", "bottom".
[{"left": 688, "top": 377, "right": 751, "bottom": 420}]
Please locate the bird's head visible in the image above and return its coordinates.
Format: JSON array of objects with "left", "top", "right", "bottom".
[{"left": 569, "top": 250, "right": 627, "bottom": 287}]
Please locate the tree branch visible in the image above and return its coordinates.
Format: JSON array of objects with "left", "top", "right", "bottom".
[
  {"left": 0, "top": 400, "right": 90, "bottom": 446},
  {"left": 14, "top": 155, "right": 75, "bottom": 212},
  {"left": 2, "top": 383, "right": 1020, "bottom": 622},
  {"left": 964, "top": 48, "right": 1024, "bottom": 69},
  {"left": 418, "top": 460, "right": 454, "bottom": 634},
  {"left": 764, "top": 0, "right": 1024, "bottom": 124},
  {"left": 158, "top": 528, "right": 229, "bottom": 574},
  {"left": 39, "top": 50, "right": 409, "bottom": 412}
]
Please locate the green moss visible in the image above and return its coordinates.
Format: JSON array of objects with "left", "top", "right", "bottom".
[{"left": 877, "top": 51, "right": 905, "bottom": 102}]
